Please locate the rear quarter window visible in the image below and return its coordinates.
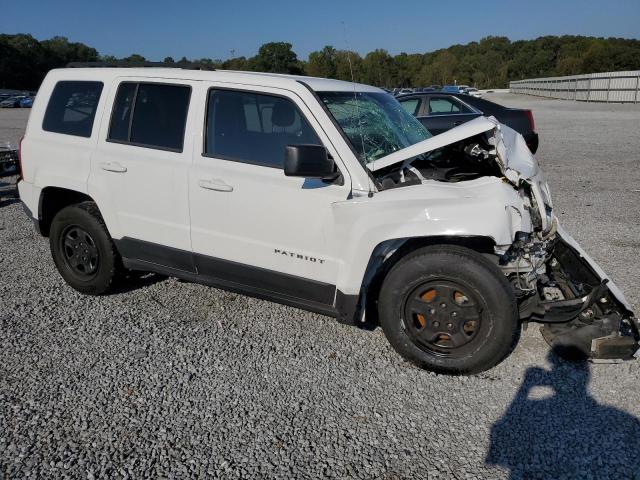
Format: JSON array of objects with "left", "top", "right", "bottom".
[{"left": 42, "top": 81, "right": 104, "bottom": 137}]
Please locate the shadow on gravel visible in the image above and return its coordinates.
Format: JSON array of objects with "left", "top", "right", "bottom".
[
  {"left": 0, "top": 197, "right": 19, "bottom": 208},
  {"left": 111, "top": 272, "right": 168, "bottom": 294},
  {"left": 486, "top": 350, "right": 640, "bottom": 479},
  {"left": 0, "top": 178, "right": 19, "bottom": 207}
]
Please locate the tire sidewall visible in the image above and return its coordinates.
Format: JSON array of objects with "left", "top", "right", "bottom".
[{"left": 378, "top": 246, "right": 518, "bottom": 374}]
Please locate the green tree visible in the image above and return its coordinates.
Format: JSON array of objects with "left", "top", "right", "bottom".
[
  {"left": 250, "top": 42, "right": 301, "bottom": 74},
  {"left": 334, "top": 50, "right": 363, "bottom": 82},
  {"left": 123, "top": 53, "right": 146, "bottom": 63},
  {"left": 307, "top": 45, "right": 337, "bottom": 78},
  {"left": 221, "top": 56, "right": 251, "bottom": 71},
  {"left": 1, "top": 33, "right": 640, "bottom": 91},
  {"left": 362, "top": 49, "right": 396, "bottom": 87}
]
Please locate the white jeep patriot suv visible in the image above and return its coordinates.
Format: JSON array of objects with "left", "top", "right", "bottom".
[{"left": 17, "top": 65, "right": 639, "bottom": 374}]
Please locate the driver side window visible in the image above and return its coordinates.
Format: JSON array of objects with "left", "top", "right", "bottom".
[{"left": 204, "top": 89, "right": 321, "bottom": 168}]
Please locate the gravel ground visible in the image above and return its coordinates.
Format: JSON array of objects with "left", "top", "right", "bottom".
[{"left": 1, "top": 96, "right": 640, "bottom": 479}]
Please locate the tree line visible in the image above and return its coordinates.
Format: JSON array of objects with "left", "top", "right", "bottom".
[{"left": 2, "top": 33, "right": 639, "bottom": 91}]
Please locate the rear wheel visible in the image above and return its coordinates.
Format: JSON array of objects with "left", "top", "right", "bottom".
[
  {"left": 378, "top": 245, "right": 519, "bottom": 374},
  {"left": 49, "top": 201, "right": 123, "bottom": 295}
]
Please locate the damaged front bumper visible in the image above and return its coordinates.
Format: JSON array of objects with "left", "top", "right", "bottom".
[{"left": 504, "top": 224, "right": 640, "bottom": 362}]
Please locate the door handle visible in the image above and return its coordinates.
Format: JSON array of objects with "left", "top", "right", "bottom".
[
  {"left": 99, "top": 161, "right": 127, "bottom": 173},
  {"left": 453, "top": 121, "right": 463, "bottom": 126},
  {"left": 198, "top": 178, "right": 233, "bottom": 192}
]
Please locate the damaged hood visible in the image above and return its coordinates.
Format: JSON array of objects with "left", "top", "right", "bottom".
[{"left": 367, "top": 116, "right": 540, "bottom": 183}]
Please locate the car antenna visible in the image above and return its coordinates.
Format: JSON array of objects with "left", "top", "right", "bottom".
[{"left": 342, "top": 21, "right": 373, "bottom": 198}]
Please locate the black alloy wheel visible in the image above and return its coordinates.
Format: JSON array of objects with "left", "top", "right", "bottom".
[
  {"left": 403, "top": 280, "right": 485, "bottom": 358},
  {"left": 60, "top": 225, "right": 100, "bottom": 278}
]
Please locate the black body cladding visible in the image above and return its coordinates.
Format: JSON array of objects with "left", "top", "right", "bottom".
[{"left": 113, "top": 237, "right": 359, "bottom": 325}]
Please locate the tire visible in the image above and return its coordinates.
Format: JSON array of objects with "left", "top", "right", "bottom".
[
  {"left": 378, "top": 245, "right": 519, "bottom": 375},
  {"left": 49, "top": 201, "right": 123, "bottom": 295}
]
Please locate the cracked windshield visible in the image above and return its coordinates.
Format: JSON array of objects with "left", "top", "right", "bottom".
[{"left": 318, "top": 91, "right": 432, "bottom": 165}]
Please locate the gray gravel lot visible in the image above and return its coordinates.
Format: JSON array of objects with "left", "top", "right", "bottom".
[{"left": 1, "top": 96, "right": 640, "bottom": 479}]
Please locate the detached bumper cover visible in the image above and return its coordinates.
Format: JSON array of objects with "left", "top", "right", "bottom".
[
  {"left": 536, "top": 226, "right": 639, "bottom": 360},
  {"left": 557, "top": 225, "right": 634, "bottom": 312}
]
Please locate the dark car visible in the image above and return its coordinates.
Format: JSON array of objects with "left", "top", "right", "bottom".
[
  {"left": 0, "top": 96, "right": 26, "bottom": 108},
  {"left": 396, "top": 92, "right": 539, "bottom": 153},
  {"left": 19, "top": 96, "right": 33, "bottom": 108},
  {"left": 0, "top": 146, "right": 19, "bottom": 178},
  {"left": 441, "top": 85, "right": 464, "bottom": 94}
]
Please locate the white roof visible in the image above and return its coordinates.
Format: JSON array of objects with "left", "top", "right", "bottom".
[{"left": 48, "top": 67, "right": 382, "bottom": 93}]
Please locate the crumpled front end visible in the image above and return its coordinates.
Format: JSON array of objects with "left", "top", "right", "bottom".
[
  {"left": 497, "top": 217, "right": 639, "bottom": 361},
  {"left": 488, "top": 121, "right": 639, "bottom": 361},
  {"left": 368, "top": 115, "right": 639, "bottom": 361}
]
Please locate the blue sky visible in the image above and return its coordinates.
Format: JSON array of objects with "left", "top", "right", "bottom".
[{"left": 1, "top": 0, "right": 639, "bottom": 60}]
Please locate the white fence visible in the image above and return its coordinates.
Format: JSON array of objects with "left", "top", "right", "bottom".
[{"left": 509, "top": 71, "right": 640, "bottom": 103}]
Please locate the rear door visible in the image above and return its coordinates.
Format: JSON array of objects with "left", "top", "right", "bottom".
[
  {"left": 89, "top": 78, "right": 199, "bottom": 272},
  {"left": 416, "top": 95, "right": 482, "bottom": 135},
  {"left": 188, "top": 84, "right": 352, "bottom": 308}
]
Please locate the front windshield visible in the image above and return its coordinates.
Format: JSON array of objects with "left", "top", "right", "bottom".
[{"left": 317, "top": 91, "right": 431, "bottom": 165}]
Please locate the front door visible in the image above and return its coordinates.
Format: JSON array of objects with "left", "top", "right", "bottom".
[{"left": 188, "top": 85, "right": 351, "bottom": 307}]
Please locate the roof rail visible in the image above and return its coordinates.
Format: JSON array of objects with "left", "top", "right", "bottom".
[{"left": 66, "top": 61, "right": 215, "bottom": 71}]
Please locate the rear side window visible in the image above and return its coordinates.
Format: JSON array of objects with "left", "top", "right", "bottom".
[
  {"left": 398, "top": 98, "right": 420, "bottom": 115},
  {"left": 204, "top": 89, "right": 321, "bottom": 168},
  {"left": 42, "top": 81, "right": 103, "bottom": 137},
  {"left": 108, "top": 82, "right": 191, "bottom": 151},
  {"left": 428, "top": 97, "right": 472, "bottom": 115}
]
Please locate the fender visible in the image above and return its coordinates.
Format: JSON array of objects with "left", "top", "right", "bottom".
[{"left": 330, "top": 175, "right": 531, "bottom": 297}]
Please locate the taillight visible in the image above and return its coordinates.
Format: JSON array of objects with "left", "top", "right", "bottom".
[
  {"left": 17, "top": 136, "right": 24, "bottom": 180},
  {"left": 525, "top": 110, "right": 535, "bottom": 131}
]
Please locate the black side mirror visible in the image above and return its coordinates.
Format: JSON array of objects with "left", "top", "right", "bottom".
[{"left": 284, "top": 144, "right": 339, "bottom": 180}]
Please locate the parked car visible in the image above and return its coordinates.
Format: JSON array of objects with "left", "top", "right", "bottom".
[
  {"left": 19, "top": 96, "right": 34, "bottom": 108},
  {"left": 396, "top": 88, "right": 413, "bottom": 96},
  {"left": 0, "top": 95, "right": 32, "bottom": 108},
  {"left": 441, "top": 85, "right": 464, "bottom": 94},
  {"left": 17, "top": 67, "right": 639, "bottom": 373},
  {"left": 0, "top": 142, "right": 19, "bottom": 177},
  {"left": 396, "top": 92, "right": 539, "bottom": 153},
  {"left": 0, "top": 96, "right": 25, "bottom": 108},
  {"left": 465, "top": 87, "right": 482, "bottom": 98},
  {"left": 413, "top": 87, "right": 437, "bottom": 93}
]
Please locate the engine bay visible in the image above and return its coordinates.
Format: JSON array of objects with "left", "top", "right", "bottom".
[{"left": 374, "top": 134, "right": 503, "bottom": 190}]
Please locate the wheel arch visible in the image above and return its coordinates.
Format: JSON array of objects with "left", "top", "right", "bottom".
[
  {"left": 344, "top": 235, "right": 498, "bottom": 328},
  {"left": 37, "top": 186, "right": 96, "bottom": 237}
]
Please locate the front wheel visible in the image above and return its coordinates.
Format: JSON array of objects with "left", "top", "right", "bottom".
[{"left": 378, "top": 245, "right": 519, "bottom": 374}]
